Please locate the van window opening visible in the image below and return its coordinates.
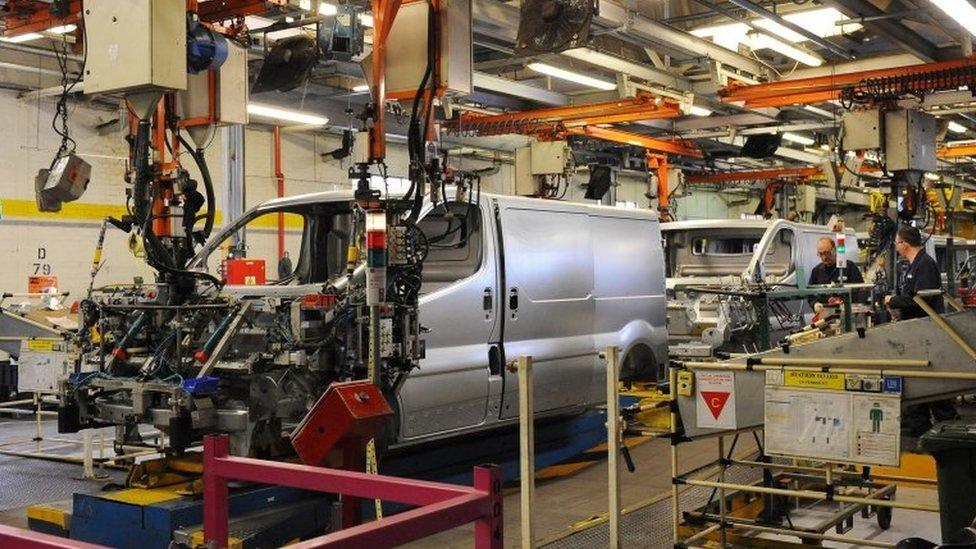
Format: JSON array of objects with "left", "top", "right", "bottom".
[{"left": 418, "top": 201, "right": 483, "bottom": 293}]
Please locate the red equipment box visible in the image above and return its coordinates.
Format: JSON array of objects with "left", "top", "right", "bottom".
[
  {"left": 222, "top": 259, "right": 266, "bottom": 285},
  {"left": 291, "top": 380, "right": 392, "bottom": 468}
]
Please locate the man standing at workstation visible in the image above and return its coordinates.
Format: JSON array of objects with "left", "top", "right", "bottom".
[
  {"left": 809, "top": 236, "right": 864, "bottom": 286},
  {"left": 884, "top": 225, "right": 944, "bottom": 319},
  {"left": 884, "top": 225, "right": 954, "bottom": 438}
]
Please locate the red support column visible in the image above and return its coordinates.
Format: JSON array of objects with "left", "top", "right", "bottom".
[
  {"left": 473, "top": 465, "right": 503, "bottom": 549},
  {"left": 204, "top": 435, "right": 231, "bottom": 549}
]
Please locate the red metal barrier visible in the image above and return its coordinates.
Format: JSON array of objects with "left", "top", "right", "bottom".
[
  {"left": 203, "top": 434, "right": 504, "bottom": 548},
  {"left": 0, "top": 524, "right": 104, "bottom": 548}
]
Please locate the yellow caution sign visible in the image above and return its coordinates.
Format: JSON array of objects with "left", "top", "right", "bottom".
[
  {"left": 26, "top": 339, "right": 56, "bottom": 352},
  {"left": 784, "top": 370, "right": 845, "bottom": 390}
]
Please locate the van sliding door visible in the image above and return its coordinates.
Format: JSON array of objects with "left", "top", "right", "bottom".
[
  {"left": 396, "top": 198, "right": 499, "bottom": 440},
  {"left": 496, "top": 200, "right": 595, "bottom": 419}
]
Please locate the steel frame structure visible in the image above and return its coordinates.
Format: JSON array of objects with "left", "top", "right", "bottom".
[{"left": 203, "top": 434, "right": 504, "bottom": 548}]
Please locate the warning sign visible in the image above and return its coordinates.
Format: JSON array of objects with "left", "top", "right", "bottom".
[
  {"left": 696, "top": 371, "right": 736, "bottom": 429},
  {"left": 784, "top": 370, "right": 846, "bottom": 390}
]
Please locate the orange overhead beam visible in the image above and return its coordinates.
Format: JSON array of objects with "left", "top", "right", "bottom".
[
  {"left": 453, "top": 94, "right": 682, "bottom": 136},
  {"left": 686, "top": 167, "right": 821, "bottom": 184},
  {"left": 721, "top": 56, "right": 976, "bottom": 108},
  {"left": 939, "top": 144, "right": 976, "bottom": 158},
  {"left": 567, "top": 126, "right": 701, "bottom": 157}
]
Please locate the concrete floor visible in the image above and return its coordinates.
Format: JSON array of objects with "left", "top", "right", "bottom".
[
  {"left": 0, "top": 416, "right": 944, "bottom": 548},
  {"left": 405, "top": 435, "right": 761, "bottom": 548}
]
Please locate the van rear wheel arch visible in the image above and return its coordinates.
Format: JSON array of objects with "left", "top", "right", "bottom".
[{"left": 620, "top": 344, "right": 659, "bottom": 383}]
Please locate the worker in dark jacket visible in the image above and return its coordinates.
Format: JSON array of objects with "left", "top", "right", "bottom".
[
  {"left": 884, "top": 225, "right": 944, "bottom": 319},
  {"left": 886, "top": 225, "right": 954, "bottom": 438},
  {"left": 809, "top": 236, "right": 864, "bottom": 285}
]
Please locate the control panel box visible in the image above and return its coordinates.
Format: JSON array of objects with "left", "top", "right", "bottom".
[
  {"left": 885, "top": 109, "right": 937, "bottom": 172},
  {"left": 84, "top": 0, "right": 187, "bottom": 95}
]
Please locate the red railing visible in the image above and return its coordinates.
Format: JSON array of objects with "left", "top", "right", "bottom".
[
  {"left": 204, "top": 434, "right": 504, "bottom": 548},
  {"left": 0, "top": 525, "right": 103, "bottom": 548}
]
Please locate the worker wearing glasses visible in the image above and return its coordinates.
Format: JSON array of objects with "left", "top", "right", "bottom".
[
  {"left": 808, "top": 236, "right": 864, "bottom": 286},
  {"left": 884, "top": 225, "right": 944, "bottom": 319}
]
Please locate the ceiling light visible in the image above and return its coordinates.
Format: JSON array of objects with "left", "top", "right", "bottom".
[
  {"left": 688, "top": 105, "right": 713, "bottom": 117},
  {"left": 929, "top": 0, "right": 976, "bottom": 37},
  {"left": 0, "top": 32, "right": 43, "bottom": 43},
  {"left": 803, "top": 105, "right": 835, "bottom": 118},
  {"left": 352, "top": 84, "right": 370, "bottom": 92},
  {"left": 691, "top": 8, "right": 860, "bottom": 51},
  {"left": 752, "top": 18, "right": 806, "bottom": 43},
  {"left": 47, "top": 24, "right": 77, "bottom": 34},
  {"left": 247, "top": 103, "right": 329, "bottom": 125},
  {"left": 749, "top": 34, "right": 823, "bottom": 67},
  {"left": 526, "top": 62, "right": 616, "bottom": 91},
  {"left": 782, "top": 132, "right": 815, "bottom": 146},
  {"left": 949, "top": 121, "right": 969, "bottom": 133}
]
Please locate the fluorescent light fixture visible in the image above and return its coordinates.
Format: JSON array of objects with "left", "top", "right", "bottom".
[
  {"left": 752, "top": 18, "right": 806, "bottom": 43},
  {"left": 749, "top": 34, "right": 823, "bottom": 67},
  {"left": 688, "top": 105, "right": 713, "bottom": 117},
  {"left": 929, "top": 0, "right": 976, "bottom": 37},
  {"left": 526, "top": 62, "right": 616, "bottom": 91},
  {"left": 352, "top": 84, "right": 370, "bottom": 92},
  {"left": 47, "top": 24, "right": 77, "bottom": 34},
  {"left": 804, "top": 105, "right": 835, "bottom": 118},
  {"left": 247, "top": 103, "right": 329, "bottom": 125},
  {"left": 0, "top": 32, "right": 43, "bottom": 43},
  {"left": 692, "top": 9, "right": 860, "bottom": 52},
  {"left": 949, "top": 121, "right": 968, "bottom": 133},
  {"left": 782, "top": 132, "right": 815, "bottom": 146}
]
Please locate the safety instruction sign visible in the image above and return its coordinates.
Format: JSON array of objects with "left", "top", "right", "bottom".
[
  {"left": 764, "top": 386, "right": 901, "bottom": 466},
  {"left": 696, "top": 371, "right": 736, "bottom": 429}
]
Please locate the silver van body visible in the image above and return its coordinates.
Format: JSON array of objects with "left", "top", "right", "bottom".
[
  {"left": 198, "top": 191, "right": 668, "bottom": 447},
  {"left": 662, "top": 219, "right": 860, "bottom": 348}
]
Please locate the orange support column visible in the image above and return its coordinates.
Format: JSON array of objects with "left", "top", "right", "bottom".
[{"left": 648, "top": 153, "right": 672, "bottom": 222}]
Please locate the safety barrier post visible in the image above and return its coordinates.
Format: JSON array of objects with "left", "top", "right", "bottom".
[
  {"left": 474, "top": 465, "right": 504, "bottom": 549},
  {"left": 203, "top": 435, "right": 230, "bottom": 548},
  {"left": 517, "top": 355, "right": 535, "bottom": 549}
]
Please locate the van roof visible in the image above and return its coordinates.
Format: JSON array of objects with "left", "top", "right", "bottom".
[
  {"left": 252, "top": 190, "right": 659, "bottom": 221},
  {"left": 661, "top": 218, "right": 852, "bottom": 234}
]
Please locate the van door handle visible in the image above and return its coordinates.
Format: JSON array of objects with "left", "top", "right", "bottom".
[
  {"left": 488, "top": 345, "right": 501, "bottom": 376},
  {"left": 509, "top": 288, "right": 519, "bottom": 311},
  {"left": 483, "top": 287, "right": 493, "bottom": 311}
]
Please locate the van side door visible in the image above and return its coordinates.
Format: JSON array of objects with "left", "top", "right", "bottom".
[
  {"left": 495, "top": 199, "right": 595, "bottom": 418},
  {"left": 395, "top": 198, "right": 501, "bottom": 440}
]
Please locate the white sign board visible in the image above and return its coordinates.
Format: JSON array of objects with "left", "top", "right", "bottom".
[
  {"left": 696, "top": 371, "right": 736, "bottom": 429},
  {"left": 765, "top": 386, "right": 901, "bottom": 467}
]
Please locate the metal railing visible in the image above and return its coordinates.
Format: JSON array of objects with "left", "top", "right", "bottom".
[{"left": 203, "top": 434, "right": 503, "bottom": 548}]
